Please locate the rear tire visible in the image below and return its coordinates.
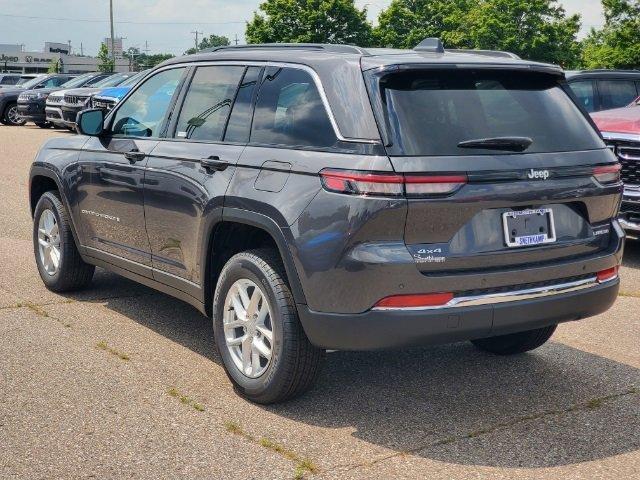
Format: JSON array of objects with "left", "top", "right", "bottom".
[
  {"left": 213, "top": 248, "right": 324, "bottom": 404},
  {"left": 471, "top": 325, "right": 557, "bottom": 355},
  {"left": 33, "top": 191, "right": 95, "bottom": 292}
]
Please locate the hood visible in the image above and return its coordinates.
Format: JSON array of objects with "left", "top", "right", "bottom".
[
  {"left": 62, "top": 87, "right": 103, "bottom": 96},
  {"left": 591, "top": 105, "right": 640, "bottom": 135},
  {"left": 0, "top": 87, "right": 26, "bottom": 95},
  {"left": 95, "top": 85, "right": 132, "bottom": 100}
]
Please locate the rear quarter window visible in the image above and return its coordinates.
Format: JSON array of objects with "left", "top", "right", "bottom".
[{"left": 373, "top": 69, "right": 604, "bottom": 156}]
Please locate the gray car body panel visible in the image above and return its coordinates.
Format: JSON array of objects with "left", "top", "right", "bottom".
[{"left": 28, "top": 46, "right": 625, "bottom": 348}]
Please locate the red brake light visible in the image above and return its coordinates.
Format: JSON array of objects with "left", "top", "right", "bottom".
[
  {"left": 374, "top": 292, "right": 454, "bottom": 309},
  {"left": 593, "top": 164, "right": 621, "bottom": 184},
  {"left": 596, "top": 266, "right": 619, "bottom": 283},
  {"left": 319, "top": 169, "right": 467, "bottom": 197}
]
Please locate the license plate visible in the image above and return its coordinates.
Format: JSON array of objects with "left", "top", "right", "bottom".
[{"left": 502, "top": 208, "right": 556, "bottom": 248}]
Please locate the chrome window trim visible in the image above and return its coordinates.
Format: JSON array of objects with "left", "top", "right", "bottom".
[
  {"left": 139, "top": 60, "right": 380, "bottom": 144},
  {"left": 372, "top": 275, "right": 616, "bottom": 311}
]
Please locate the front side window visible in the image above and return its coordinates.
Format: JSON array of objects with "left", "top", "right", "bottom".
[
  {"left": 111, "top": 67, "right": 185, "bottom": 138},
  {"left": 598, "top": 80, "right": 638, "bottom": 110},
  {"left": 569, "top": 80, "right": 596, "bottom": 112},
  {"left": 175, "top": 65, "right": 244, "bottom": 142},
  {"left": 375, "top": 69, "right": 604, "bottom": 156},
  {"left": 251, "top": 67, "right": 337, "bottom": 149}
]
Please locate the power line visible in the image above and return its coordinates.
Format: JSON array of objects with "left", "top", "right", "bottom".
[{"left": 0, "top": 13, "right": 246, "bottom": 25}]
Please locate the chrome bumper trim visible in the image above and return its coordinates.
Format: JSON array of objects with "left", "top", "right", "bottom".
[
  {"left": 373, "top": 275, "right": 616, "bottom": 311},
  {"left": 619, "top": 217, "right": 640, "bottom": 232}
]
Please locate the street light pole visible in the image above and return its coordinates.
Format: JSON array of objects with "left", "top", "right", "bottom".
[{"left": 109, "top": 0, "right": 116, "bottom": 70}]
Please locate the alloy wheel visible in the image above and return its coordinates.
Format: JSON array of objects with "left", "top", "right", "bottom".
[
  {"left": 37, "top": 209, "right": 61, "bottom": 275},
  {"left": 223, "top": 278, "right": 274, "bottom": 378},
  {"left": 6, "top": 105, "right": 24, "bottom": 125}
]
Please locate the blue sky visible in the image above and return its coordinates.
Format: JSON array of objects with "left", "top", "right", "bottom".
[{"left": 0, "top": 0, "right": 605, "bottom": 56}]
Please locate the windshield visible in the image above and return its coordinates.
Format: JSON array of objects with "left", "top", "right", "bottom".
[
  {"left": 19, "top": 76, "right": 46, "bottom": 89},
  {"left": 119, "top": 70, "right": 149, "bottom": 87},
  {"left": 93, "top": 73, "right": 132, "bottom": 88},
  {"left": 373, "top": 69, "right": 604, "bottom": 156},
  {"left": 60, "top": 73, "right": 96, "bottom": 89},
  {"left": 16, "top": 77, "right": 36, "bottom": 85}
]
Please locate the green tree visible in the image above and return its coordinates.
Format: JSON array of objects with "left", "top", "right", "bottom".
[
  {"left": 246, "top": 0, "right": 372, "bottom": 46},
  {"left": 582, "top": 0, "right": 640, "bottom": 69},
  {"left": 373, "top": 0, "right": 581, "bottom": 67},
  {"left": 47, "top": 59, "right": 61, "bottom": 73},
  {"left": 97, "top": 43, "right": 114, "bottom": 73},
  {"left": 185, "top": 34, "right": 231, "bottom": 54},
  {"left": 136, "top": 53, "right": 175, "bottom": 69}
]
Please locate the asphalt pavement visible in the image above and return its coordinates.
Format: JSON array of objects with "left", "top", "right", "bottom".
[{"left": 1, "top": 124, "right": 638, "bottom": 479}]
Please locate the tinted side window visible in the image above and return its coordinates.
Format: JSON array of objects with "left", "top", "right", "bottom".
[
  {"left": 0, "top": 76, "right": 18, "bottom": 85},
  {"left": 569, "top": 80, "right": 596, "bottom": 112},
  {"left": 175, "top": 65, "right": 244, "bottom": 142},
  {"left": 251, "top": 67, "right": 337, "bottom": 149},
  {"left": 112, "top": 68, "right": 185, "bottom": 138},
  {"left": 224, "top": 67, "right": 262, "bottom": 143},
  {"left": 598, "top": 80, "right": 638, "bottom": 110}
]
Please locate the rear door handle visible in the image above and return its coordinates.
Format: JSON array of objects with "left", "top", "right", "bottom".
[
  {"left": 201, "top": 155, "right": 229, "bottom": 172},
  {"left": 124, "top": 149, "right": 146, "bottom": 163}
]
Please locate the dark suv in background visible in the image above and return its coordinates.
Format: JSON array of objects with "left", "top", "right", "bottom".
[
  {"left": 0, "top": 73, "right": 75, "bottom": 126},
  {"left": 17, "top": 72, "right": 112, "bottom": 128},
  {"left": 567, "top": 70, "right": 640, "bottom": 113},
  {"left": 29, "top": 41, "right": 623, "bottom": 403}
]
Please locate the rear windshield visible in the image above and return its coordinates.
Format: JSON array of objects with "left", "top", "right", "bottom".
[{"left": 374, "top": 69, "right": 604, "bottom": 156}]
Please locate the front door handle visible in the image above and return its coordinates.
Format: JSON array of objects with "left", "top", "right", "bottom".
[
  {"left": 124, "top": 149, "right": 146, "bottom": 163},
  {"left": 201, "top": 155, "right": 229, "bottom": 172}
]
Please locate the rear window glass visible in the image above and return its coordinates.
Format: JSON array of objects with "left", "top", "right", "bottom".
[{"left": 375, "top": 70, "right": 604, "bottom": 156}]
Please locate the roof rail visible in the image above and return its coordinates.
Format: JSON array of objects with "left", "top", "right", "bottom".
[
  {"left": 200, "top": 43, "right": 368, "bottom": 55},
  {"left": 414, "top": 38, "right": 445, "bottom": 54},
  {"left": 445, "top": 49, "right": 521, "bottom": 59}
]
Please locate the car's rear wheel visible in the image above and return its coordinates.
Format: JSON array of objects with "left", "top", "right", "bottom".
[
  {"left": 3, "top": 103, "right": 26, "bottom": 126},
  {"left": 470, "top": 325, "right": 557, "bottom": 355},
  {"left": 33, "top": 191, "right": 95, "bottom": 292},
  {"left": 213, "top": 248, "right": 324, "bottom": 404}
]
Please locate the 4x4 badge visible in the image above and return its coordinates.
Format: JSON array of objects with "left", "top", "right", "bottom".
[{"left": 527, "top": 169, "right": 550, "bottom": 180}]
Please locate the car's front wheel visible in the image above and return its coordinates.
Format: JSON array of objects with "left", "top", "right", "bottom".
[
  {"left": 3, "top": 103, "right": 26, "bottom": 126},
  {"left": 33, "top": 191, "right": 95, "bottom": 292},
  {"left": 36, "top": 122, "right": 52, "bottom": 129},
  {"left": 213, "top": 249, "right": 324, "bottom": 404},
  {"left": 470, "top": 325, "right": 557, "bottom": 355}
]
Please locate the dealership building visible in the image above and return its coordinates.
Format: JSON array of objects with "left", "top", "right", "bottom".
[{"left": 0, "top": 42, "right": 130, "bottom": 74}]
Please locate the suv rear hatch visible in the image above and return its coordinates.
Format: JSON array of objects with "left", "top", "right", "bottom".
[{"left": 364, "top": 65, "right": 622, "bottom": 274}]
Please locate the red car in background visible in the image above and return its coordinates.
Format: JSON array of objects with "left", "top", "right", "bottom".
[{"left": 592, "top": 97, "right": 640, "bottom": 234}]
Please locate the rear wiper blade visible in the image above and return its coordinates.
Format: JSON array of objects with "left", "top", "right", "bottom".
[{"left": 457, "top": 136, "right": 533, "bottom": 152}]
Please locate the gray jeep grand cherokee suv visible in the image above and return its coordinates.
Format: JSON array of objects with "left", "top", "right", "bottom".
[{"left": 29, "top": 41, "right": 624, "bottom": 403}]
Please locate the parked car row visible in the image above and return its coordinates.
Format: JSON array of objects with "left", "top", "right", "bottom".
[{"left": 0, "top": 70, "right": 149, "bottom": 128}]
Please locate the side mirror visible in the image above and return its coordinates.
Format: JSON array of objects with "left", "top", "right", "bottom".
[{"left": 76, "top": 108, "right": 105, "bottom": 136}]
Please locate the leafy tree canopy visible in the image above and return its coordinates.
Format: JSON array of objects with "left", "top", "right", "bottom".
[
  {"left": 97, "top": 43, "right": 114, "bottom": 73},
  {"left": 246, "top": 0, "right": 372, "bottom": 46},
  {"left": 185, "top": 34, "right": 231, "bottom": 55},
  {"left": 582, "top": 0, "right": 640, "bottom": 69}
]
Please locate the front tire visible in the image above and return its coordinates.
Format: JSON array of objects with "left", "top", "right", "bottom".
[
  {"left": 36, "top": 122, "right": 52, "bottom": 129},
  {"left": 213, "top": 248, "right": 324, "bottom": 404},
  {"left": 471, "top": 325, "right": 557, "bottom": 355},
  {"left": 33, "top": 191, "right": 95, "bottom": 292},
  {"left": 3, "top": 103, "right": 26, "bottom": 126}
]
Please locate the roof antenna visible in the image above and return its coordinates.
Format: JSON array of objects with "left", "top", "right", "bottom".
[{"left": 414, "top": 38, "right": 445, "bottom": 54}]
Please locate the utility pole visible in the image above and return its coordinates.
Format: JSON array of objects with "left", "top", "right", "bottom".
[
  {"left": 144, "top": 40, "right": 150, "bottom": 54},
  {"left": 191, "top": 30, "right": 203, "bottom": 52},
  {"left": 234, "top": 34, "right": 239, "bottom": 45},
  {"left": 80, "top": 42, "right": 84, "bottom": 56},
  {"left": 109, "top": 0, "right": 116, "bottom": 68}
]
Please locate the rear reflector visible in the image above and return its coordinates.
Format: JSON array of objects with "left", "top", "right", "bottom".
[
  {"left": 593, "top": 164, "right": 621, "bottom": 184},
  {"left": 596, "top": 266, "right": 619, "bottom": 283},
  {"left": 374, "top": 292, "right": 454, "bottom": 309},
  {"left": 320, "top": 169, "right": 467, "bottom": 197}
]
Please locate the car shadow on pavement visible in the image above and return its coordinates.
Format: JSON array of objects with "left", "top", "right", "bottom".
[{"left": 78, "top": 238, "right": 640, "bottom": 469}]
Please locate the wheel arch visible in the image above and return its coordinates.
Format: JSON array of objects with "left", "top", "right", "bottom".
[{"left": 201, "top": 208, "right": 307, "bottom": 317}]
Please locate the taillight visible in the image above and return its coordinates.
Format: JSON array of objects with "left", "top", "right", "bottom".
[
  {"left": 596, "top": 266, "right": 619, "bottom": 283},
  {"left": 374, "top": 292, "right": 454, "bottom": 309},
  {"left": 593, "top": 164, "right": 621, "bottom": 184},
  {"left": 319, "top": 169, "right": 467, "bottom": 197}
]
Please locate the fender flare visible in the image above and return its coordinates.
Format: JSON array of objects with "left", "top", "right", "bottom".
[
  {"left": 215, "top": 207, "right": 308, "bottom": 306},
  {"left": 29, "top": 165, "right": 84, "bottom": 255}
]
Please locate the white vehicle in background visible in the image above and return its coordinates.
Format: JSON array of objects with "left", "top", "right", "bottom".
[{"left": 44, "top": 90, "right": 66, "bottom": 128}]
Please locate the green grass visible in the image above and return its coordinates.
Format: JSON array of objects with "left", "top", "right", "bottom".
[
  {"left": 96, "top": 340, "right": 130, "bottom": 361},
  {"left": 167, "top": 387, "right": 205, "bottom": 412}
]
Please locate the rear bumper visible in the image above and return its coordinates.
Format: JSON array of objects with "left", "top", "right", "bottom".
[{"left": 298, "top": 277, "right": 619, "bottom": 350}]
